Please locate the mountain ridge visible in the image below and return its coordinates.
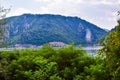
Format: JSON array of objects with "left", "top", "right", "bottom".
[{"left": 3, "top": 14, "right": 107, "bottom": 46}]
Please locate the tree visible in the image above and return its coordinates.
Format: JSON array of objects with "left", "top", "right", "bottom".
[
  {"left": 0, "top": 6, "right": 10, "bottom": 24},
  {"left": 100, "top": 18, "right": 120, "bottom": 79},
  {"left": 0, "top": 6, "right": 10, "bottom": 47},
  {"left": 0, "top": 5, "right": 10, "bottom": 80}
]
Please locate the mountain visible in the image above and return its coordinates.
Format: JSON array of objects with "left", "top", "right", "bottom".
[
  {"left": 103, "top": 29, "right": 109, "bottom": 32},
  {"left": 110, "top": 27, "right": 116, "bottom": 32},
  {"left": 3, "top": 14, "right": 107, "bottom": 46}
]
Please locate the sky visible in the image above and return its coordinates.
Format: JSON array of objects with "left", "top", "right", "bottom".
[{"left": 1, "top": 0, "right": 120, "bottom": 30}]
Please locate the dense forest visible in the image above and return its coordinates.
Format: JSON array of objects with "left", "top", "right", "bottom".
[
  {"left": 0, "top": 18, "right": 120, "bottom": 80},
  {"left": 4, "top": 14, "right": 107, "bottom": 46}
]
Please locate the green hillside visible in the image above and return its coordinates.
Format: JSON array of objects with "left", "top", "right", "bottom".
[{"left": 4, "top": 14, "right": 107, "bottom": 46}]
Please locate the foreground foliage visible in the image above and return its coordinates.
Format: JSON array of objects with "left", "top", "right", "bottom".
[
  {"left": 0, "top": 44, "right": 107, "bottom": 80},
  {"left": 99, "top": 19, "right": 120, "bottom": 80}
]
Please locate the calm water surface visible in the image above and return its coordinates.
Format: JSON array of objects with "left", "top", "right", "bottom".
[{"left": 83, "top": 46, "right": 103, "bottom": 55}]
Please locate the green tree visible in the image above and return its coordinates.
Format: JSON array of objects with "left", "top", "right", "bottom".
[
  {"left": 0, "top": 6, "right": 10, "bottom": 47},
  {"left": 0, "top": 6, "right": 10, "bottom": 80},
  {"left": 0, "top": 44, "right": 97, "bottom": 80},
  {"left": 100, "top": 19, "right": 120, "bottom": 79}
]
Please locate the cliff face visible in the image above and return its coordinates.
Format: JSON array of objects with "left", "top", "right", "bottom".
[{"left": 4, "top": 14, "right": 107, "bottom": 46}]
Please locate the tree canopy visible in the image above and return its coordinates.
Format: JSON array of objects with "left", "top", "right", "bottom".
[
  {"left": 99, "top": 19, "right": 120, "bottom": 79},
  {"left": 0, "top": 6, "right": 10, "bottom": 47}
]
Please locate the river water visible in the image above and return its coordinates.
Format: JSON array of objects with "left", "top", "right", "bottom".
[
  {"left": 0, "top": 46, "right": 102, "bottom": 55},
  {"left": 83, "top": 46, "right": 102, "bottom": 55}
]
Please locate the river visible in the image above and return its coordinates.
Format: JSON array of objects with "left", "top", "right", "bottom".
[
  {"left": 83, "top": 46, "right": 103, "bottom": 55},
  {"left": 0, "top": 46, "right": 102, "bottom": 55}
]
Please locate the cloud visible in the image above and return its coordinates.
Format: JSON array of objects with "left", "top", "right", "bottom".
[
  {"left": 33, "top": 0, "right": 119, "bottom": 29},
  {"left": 39, "top": 0, "right": 83, "bottom": 16},
  {"left": 7, "top": 0, "right": 120, "bottom": 29},
  {"left": 34, "top": 0, "right": 50, "bottom": 2},
  {"left": 33, "top": 0, "right": 54, "bottom": 4},
  {"left": 14, "top": 8, "right": 32, "bottom": 16},
  {"left": 82, "top": 0, "right": 120, "bottom": 5}
]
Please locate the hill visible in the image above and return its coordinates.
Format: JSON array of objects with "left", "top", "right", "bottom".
[{"left": 3, "top": 14, "right": 107, "bottom": 46}]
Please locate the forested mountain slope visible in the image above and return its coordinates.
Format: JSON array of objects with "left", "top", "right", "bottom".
[{"left": 4, "top": 14, "right": 107, "bottom": 46}]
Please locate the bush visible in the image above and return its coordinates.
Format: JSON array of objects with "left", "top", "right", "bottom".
[{"left": 0, "top": 44, "right": 106, "bottom": 80}]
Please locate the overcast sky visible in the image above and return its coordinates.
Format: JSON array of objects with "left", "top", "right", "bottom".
[{"left": 1, "top": 0, "right": 120, "bottom": 30}]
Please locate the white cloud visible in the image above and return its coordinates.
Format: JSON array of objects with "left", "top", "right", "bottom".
[
  {"left": 6, "top": 0, "right": 120, "bottom": 29},
  {"left": 35, "top": 0, "right": 119, "bottom": 29},
  {"left": 82, "top": 0, "right": 119, "bottom": 5},
  {"left": 34, "top": 0, "right": 54, "bottom": 4},
  {"left": 34, "top": 0, "right": 50, "bottom": 2},
  {"left": 39, "top": 0, "right": 83, "bottom": 16},
  {"left": 14, "top": 8, "right": 32, "bottom": 16}
]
